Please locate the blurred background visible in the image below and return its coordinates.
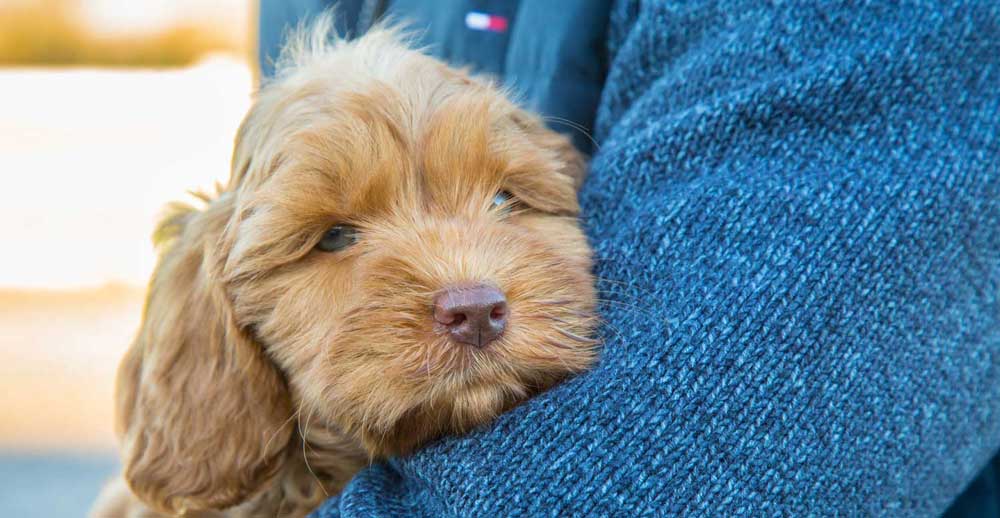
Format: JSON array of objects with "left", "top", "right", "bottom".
[{"left": 0, "top": 0, "right": 254, "bottom": 515}]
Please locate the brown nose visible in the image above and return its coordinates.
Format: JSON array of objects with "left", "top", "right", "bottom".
[{"left": 433, "top": 284, "right": 508, "bottom": 348}]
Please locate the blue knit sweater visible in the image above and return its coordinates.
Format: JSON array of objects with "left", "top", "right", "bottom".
[{"left": 311, "top": 1, "right": 1000, "bottom": 515}]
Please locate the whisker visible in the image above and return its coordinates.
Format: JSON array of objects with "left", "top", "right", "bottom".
[
  {"left": 263, "top": 411, "right": 299, "bottom": 461},
  {"left": 553, "top": 327, "right": 599, "bottom": 345},
  {"left": 542, "top": 342, "right": 579, "bottom": 372},
  {"left": 297, "top": 400, "right": 328, "bottom": 498},
  {"left": 594, "top": 275, "right": 662, "bottom": 301},
  {"left": 543, "top": 116, "right": 600, "bottom": 151},
  {"left": 595, "top": 297, "right": 660, "bottom": 319},
  {"left": 531, "top": 299, "right": 577, "bottom": 306},
  {"left": 424, "top": 343, "right": 433, "bottom": 384}
]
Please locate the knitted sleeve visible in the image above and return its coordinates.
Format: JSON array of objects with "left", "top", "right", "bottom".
[{"left": 314, "top": 1, "right": 1000, "bottom": 515}]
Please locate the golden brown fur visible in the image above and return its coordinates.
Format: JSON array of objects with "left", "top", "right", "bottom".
[{"left": 93, "top": 18, "right": 596, "bottom": 518}]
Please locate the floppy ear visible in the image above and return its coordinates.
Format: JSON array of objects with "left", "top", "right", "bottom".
[
  {"left": 510, "top": 110, "right": 589, "bottom": 190},
  {"left": 115, "top": 195, "right": 293, "bottom": 514}
]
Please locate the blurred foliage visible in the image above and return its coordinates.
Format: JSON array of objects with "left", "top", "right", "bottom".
[{"left": 0, "top": 0, "right": 246, "bottom": 67}]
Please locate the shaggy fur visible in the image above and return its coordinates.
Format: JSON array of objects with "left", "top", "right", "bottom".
[{"left": 92, "top": 18, "right": 597, "bottom": 518}]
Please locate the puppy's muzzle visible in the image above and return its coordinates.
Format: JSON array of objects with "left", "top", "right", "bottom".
[{"left": 433, "top": 283, "right": 508, "bottom": 348}]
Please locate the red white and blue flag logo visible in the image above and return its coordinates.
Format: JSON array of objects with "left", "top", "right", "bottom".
[{"left": 464, "top": 11, "right": 509, "bottom": 33}]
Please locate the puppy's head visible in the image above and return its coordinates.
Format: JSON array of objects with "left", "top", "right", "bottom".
[{"left": 116, "top": 21, "right": 596, "bottom": 514}]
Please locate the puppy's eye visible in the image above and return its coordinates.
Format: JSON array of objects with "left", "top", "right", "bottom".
[
  {"left": 491, "top": 190, "right": 516, "bottom": 212},
  {"left": 316, "top": 225, "right": 358, "bottom": 252}
]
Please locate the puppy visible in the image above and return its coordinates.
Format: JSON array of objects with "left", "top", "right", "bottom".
[{"left": 93, "top": 18, "right": 597, "bottom": 518}]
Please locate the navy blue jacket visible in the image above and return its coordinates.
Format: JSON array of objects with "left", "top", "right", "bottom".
[
  {"left": 258, "top": 0, "right": 609, "bottom": 154},
  {"left": 258, "top": 1, "right": 1000, "bottom": 515}
]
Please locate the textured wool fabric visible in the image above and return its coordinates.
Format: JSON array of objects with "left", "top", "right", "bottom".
[{"left": 311, "top": 1, "right": 1000, "bottom": 515}]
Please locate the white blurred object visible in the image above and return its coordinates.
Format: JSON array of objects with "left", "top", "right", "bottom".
[{"left": 0, "top": 57, "right": 252, "bottom": 289}]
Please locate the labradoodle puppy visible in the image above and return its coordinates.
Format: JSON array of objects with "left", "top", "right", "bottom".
[{"left": 93, "top": 18, "right": 597, "bottom": 518}]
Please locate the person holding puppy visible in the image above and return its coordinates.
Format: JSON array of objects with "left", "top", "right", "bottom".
[{"left": 259, "top": 1, "right": 1000, "bottom": 516}]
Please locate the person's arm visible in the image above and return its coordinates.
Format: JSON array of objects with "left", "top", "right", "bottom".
[{"left": 315, "top": 1, "right": 1000, "bottom": 515}]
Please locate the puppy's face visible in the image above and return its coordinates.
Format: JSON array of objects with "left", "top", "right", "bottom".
[
  {"left": 114, "top": 29, "right": 596, "bottom": 514},
  {"left": 226, "top": 36, "right": 596, "bottom": 455}
]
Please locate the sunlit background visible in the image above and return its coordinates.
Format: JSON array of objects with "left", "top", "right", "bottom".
[{"left": 0, "top": 1, "right": 253, "bottom": 515}]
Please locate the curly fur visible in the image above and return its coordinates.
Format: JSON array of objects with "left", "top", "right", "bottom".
[{"left": 92, "top": 16, "right": 596, "bottom": 518}]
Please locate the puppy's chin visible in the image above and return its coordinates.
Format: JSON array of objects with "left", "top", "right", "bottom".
[
  {"left": 308, "top": 304, "right": 596, "bottom": 457},
  {"left": 344, "top": 356, "right": 583, "bottom": 457},
  {"left": 313, "top": 319, "right": 597, "bottom": 457}
]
